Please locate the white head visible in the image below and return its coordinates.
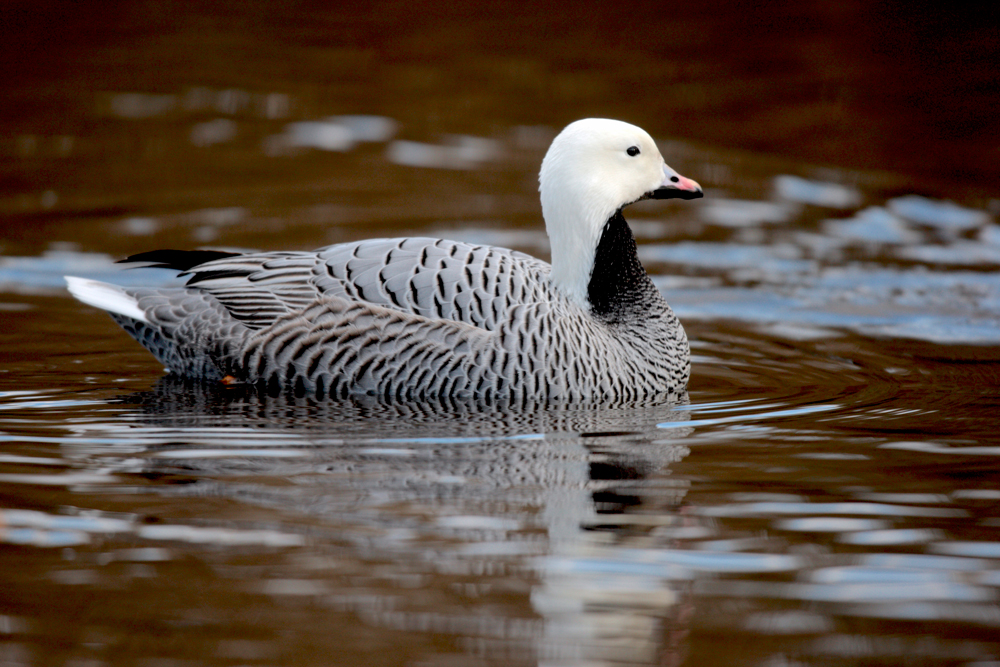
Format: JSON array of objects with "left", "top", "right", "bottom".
[{"left": 539, "top": 118, "right": 702, "bottom": 306}]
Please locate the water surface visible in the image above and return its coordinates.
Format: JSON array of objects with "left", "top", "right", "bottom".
[{"left": 2, "top": 3, "right": 1000, "bottom": 666}]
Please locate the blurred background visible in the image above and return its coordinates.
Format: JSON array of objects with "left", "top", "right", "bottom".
[{"left": 2, "top": 0, "right": 998, "bottom": 258}]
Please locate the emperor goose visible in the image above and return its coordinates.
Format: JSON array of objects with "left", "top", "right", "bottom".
[{"left": 66, "top": 118, "right": 703, "bottom": 400}]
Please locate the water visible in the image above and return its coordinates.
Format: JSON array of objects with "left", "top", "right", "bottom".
[{"left": 2, "top": 3, "right": 1000, "bottom": 666}]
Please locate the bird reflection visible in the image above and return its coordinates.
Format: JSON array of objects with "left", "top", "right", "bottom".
[{"left": 104, "top": 375, "right": 697, "bottom": 666}]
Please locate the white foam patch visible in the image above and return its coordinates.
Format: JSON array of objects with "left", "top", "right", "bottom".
[{"left": 65, "top": 276, "right": 147, "bottom": 323}]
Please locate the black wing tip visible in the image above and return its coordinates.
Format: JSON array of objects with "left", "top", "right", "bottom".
[
  {"left": 185, "top": 268, "right": 256, "bottom": 285},
  {"left": 117, "top": 249, "right": 243, "bottom": 271}
]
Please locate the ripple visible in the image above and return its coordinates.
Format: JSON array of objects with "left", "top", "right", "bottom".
[
  {"left": 775, "top": 517, "right": 889, "bottom": 532},
  {"left": 699, "top": 198, "right": 799, "bottom": 226},
  {"left": 823, "top": 206, "right": 922, "bottom": 244},
  {"left": 838, "top": 529, "right": 945, "bottom": 546},
  {"left": 880, "top": 441, "right": 1000, "bottom": 456},
  {"left": 136, "top": 524, "right": 306, "bottom": 547},
  {"left": 698, "top": 580, "right": 993, "bottom": 603},
  {"left": 616, "top": 548, "right": 802, "bottom": 574},
  {"left": 887, "top": 195, "right": 991, "bottom": 231},
  {"left": 700, "top": 502, "right": 966, "bottom": 519},
  {"left": 774, "top": 175, "right": 861, "bottom": 208},
  {"left": 809, "top": 567, "right": 954, "bottom": 585},
  {"left": 0, "top": 508, "right": 130, "bottom": 547},
  {"left": 843, "top": 601, "right": 1000, "bottom": 625},
  {"left": 659, "top": 402, "right": 839, "bottom": 430},
  {"left": 671, "top": 266, "right": 1000, "bottom": 344},
  {"left": 861, "top": 553, "right": 990, "bottom": 572},
  {"left": 931, "top": 542, "right": 1000, "bottom": 559},
  {"left": 387, "top": 136, "right": 500, "bottom": 170},
  {"left": 744, "top": 610, "right": 834, "bottom": 634},
  {"left": 641, "top": 242, "right": 814, "bottom": 275},
  {"left": 147, "top": 448, "right": 310, "bottom": 459},
  {"left": 0, "top": 471, "right": 121, "bottom": 486}
]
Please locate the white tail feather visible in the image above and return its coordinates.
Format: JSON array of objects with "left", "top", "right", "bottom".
[{"left": 65, "top": 276, "right": 148, "bottom": 324}]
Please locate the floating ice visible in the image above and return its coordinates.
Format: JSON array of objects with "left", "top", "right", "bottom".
[
  {"left": 887, "top": 195, "right": 990, "bottom": 231},
  {"left": 699, "top": 198, "right": 798, "bottom": 227},
  {"left": 774, "top": 175, "right": 861, "bottom": 208},
  {"left": 823, "top": 207, "right": 922, "bottom": 245}
]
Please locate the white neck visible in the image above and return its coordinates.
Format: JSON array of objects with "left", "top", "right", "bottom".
[
  {"left": 541, "top": 183, "right": 617, "bottom": 307},
  {"left": 537, "top": 118, "right": 677, "bottom": 308}
]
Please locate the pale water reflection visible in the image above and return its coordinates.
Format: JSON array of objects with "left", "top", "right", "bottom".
[{"left": 1, "top": 336, "right": 999, "bottom": 665}]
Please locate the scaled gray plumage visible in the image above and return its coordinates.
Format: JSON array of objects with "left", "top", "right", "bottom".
[{"left": 67, "top": 118, "right": 703, "bottom": 401}]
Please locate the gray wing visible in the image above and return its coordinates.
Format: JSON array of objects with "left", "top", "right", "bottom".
[{"left": 181, "top": 237, "right": 553, "bottom": 331}]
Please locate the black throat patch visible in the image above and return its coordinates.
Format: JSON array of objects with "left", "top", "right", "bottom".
[{"left": 587, "top": 210, "right": 662, "bottom": 324}]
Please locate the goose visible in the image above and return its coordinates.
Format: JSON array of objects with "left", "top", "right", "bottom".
[{"left": 66, "top": 118, "right": 703, "bottom": 401}]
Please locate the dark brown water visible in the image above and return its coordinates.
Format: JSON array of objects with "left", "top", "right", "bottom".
[{"left": 2, "top": 3, "right": 1000, "bottom": 666}]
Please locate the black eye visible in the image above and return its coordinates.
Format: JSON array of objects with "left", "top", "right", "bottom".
[
  {"left": 626, "top": 146, "right": 640, "bottom": 156},
  {"left": 670, "top": 176, "right": 679, "bottom": 183}
]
